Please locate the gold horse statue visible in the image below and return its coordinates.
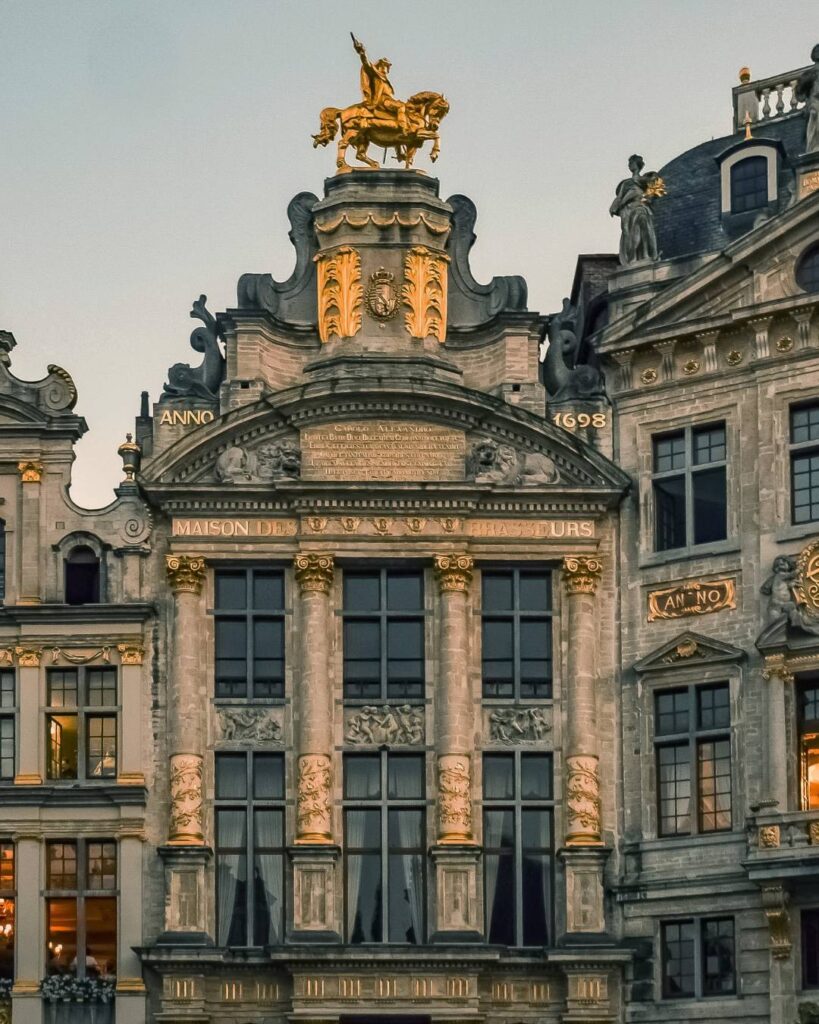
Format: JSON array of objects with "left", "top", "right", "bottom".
[{"left": 313, "top": 34, "right": 450, "bottom": 173}]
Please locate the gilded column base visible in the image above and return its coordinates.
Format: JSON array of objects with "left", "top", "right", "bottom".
[
  {"left": 436, "top": 754, "right": 474, "bottom": 844},
  {"left": 565, "top": 754, "right": 603, "bottom": 846},
  {"left": 296, "top": 754, "right": 334, "bottom": 844},
  {"left": 13, "top": 773, "right": 42, "bottom": 786}
]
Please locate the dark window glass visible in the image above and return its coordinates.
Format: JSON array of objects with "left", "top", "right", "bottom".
[
  {"left": 803, "top": 909, "right": 819, "bottom": 988},
  {"left": 0, "top": 844, "right": 13, "bottom": 980},
  {"left": 46, "top": 668, "right": 118, "bottom": 781},
  {"left": 482, "top": 569, "right": 552, "bottom": 700},
  {"left": 483, "top": 752, "right": 553, "bottom": 947},
  {"left": 652, "top": 424, "right": 727, "bottom": 552},
  {"left": 791, "top": 402, "right": 819, "bottom": 525},
  {"left": 45, "top": 839, "right": 117, "bottom": 980},
  {"left": 655, "top": 683, "right": 731, "bottom": 837},
  {"left": 796, "top": 245, "right": 819, "bottom": 294},
  {"left": 343, "top": 752, "right": 425, "bottom": 945},
  {"left": 343, "top": 570, "right": 425, "bottom": 701},
  {"left": 702, "top": 917, "right": 735, "bottom": 995},
  {"left": 64, "top": 546, "right": 101, "bottom": 605},
  {"left": 215, "top": 752, "right": 285, "bottom": 947},
  {"left": 729, "top": 155, "right": 769, "bottom": 213},
  {"left": 0, "top": 671, "right": 14, "bottom": 780},
  {"left": 214, "top": 568, "right": 285, "bottom": 698},
  {"left": 662, "top": 920, "right": 695, "bottom": 998}
]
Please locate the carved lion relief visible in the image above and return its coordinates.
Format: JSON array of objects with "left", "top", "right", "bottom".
[{"left": 467, "top": 438, "right": 559, "bottom": 486}]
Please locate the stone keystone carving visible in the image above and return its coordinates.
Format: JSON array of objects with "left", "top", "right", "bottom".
[
  {"left": 438, "top": 755, "right": 472, "bottom": 842},
  {"left": 218, "top": 707, "right": 283, "bottom": 744},
  {"left": 488, "top": 707, "right": 551, "bottom": 744},
  {"left": 346, "top": 704, "right": 424, "bottom": 746},
  {"left": 297, "top": 754, "right": 333, "bottom": 842},
  {"left": 434, "top": 553, "right": 474, "bottom": 593},
  {"left": 168, "top": 753, "right": 204, "bottom": 844},
  {"left": 293, "top": 553, "right": 335, "bottom": 594},
  {"left": 315, "top": 246, "right": 362, "bottom": 343},
  {"left": 562, "top": 555, "right": 603, "bottom": 596},
  {"left": 403, "top": 245, "right": 449, "bottom": 342},
  {"left": 565, "top": 754, "right": 602, "bottom": 845},
  {"left": 165, "top": 555, "right": 207, "bottom": 595}
]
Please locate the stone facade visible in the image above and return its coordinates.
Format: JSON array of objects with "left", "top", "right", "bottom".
[{"left": 1, "top": 47, "right": 819, "bottom": 1024}]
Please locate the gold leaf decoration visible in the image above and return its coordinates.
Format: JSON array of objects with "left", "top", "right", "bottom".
[
  {"left": 402, "top": 245, "right": 449, "bottom": 343},
  {"left": 315, "top": 246, "right": 362, "bottom": 343}
]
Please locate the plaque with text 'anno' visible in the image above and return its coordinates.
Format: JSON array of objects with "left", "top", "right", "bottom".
[
  {"left": 647, "top": 578, "right": 736, "bottom": 622},
  {"left": 301, "top": 420, "right": 465, "bottom": 482}
]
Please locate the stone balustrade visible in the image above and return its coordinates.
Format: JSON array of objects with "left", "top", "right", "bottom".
[
  {"left": 733, "top": 65, "right": 810, "bottom": 132},
  {"left": 748, "top": 810, "right": 819, "bottom": 855}
]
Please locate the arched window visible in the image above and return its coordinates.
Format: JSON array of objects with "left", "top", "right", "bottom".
[
  {"left": 0, "top": 520, "right": 5, "bottom": 601},
  {"left": 729, "top": 156, "right": 769, "bottom": 213},
  {"left": 64, "top": 546, "right": 100, "bottom": 605},
  {"left": 797, "top": 245, "right": 819, "bottom": 294}
]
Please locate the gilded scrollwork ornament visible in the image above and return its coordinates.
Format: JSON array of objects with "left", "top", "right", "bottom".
[
  {"left": 17, "top": 459, "right": 43, "bottom": 483},
  {"left": 293, "top": 553, "right": 334, "bottom": 594},
  {"left": 165, "top": 555, "right": 206, "bottom": 595},
  {"left": 168, "top": 753, "right": 204, "bottom": 844},
  {"left": 315, "top": 245, "right": 363, "bottom": 343},
  {"left": 297, "top": 754, "right": 333, "bottom": 842},
  {"left": 434, "top": 553, "right": 473, "bottom": 593},
  {"left": 565, "top": 754, "right": 602, "bottom": 845},
  {"left": 437, "top": 755, "right": 472, "bottom": 842},
  {"left": 562, "top": 555, "right": 603, "bottom": 596},
  {"left": 402, "top": 245, "right": 449, "bottom": 342}
]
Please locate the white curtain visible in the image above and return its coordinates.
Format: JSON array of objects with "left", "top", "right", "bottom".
[
  {"left": 396, "top": 811, "right": 424, "bottom": 943},
  {"left": 345, "top": 812, "right": 366, "bottom": 939},
  {"left": 217, "top": 810, "right": 246, "bottom": 946}
]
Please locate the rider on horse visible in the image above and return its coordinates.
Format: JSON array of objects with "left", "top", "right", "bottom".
[{"left": 351, "top": 34, "right": 409, "bottom": 135}]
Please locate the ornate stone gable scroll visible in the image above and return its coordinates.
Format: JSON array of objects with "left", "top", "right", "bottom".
[
  {"left": 297, "top": 754, "right": 333, "bottom": 843},
  {"left": 315, "top": 245, "right": 362, "bottom": 342},
  {"left": 438, "top": 755, "right": 472, "bottom": 842},
  {"left": 403, "top": 245, "right": 449, "bottom": 342}
]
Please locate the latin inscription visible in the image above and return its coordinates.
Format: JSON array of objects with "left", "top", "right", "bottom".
[
  {"left": 301, "top": 421, "right": 465, "bottom": 482},
  {"left": 647, "top": 578, "right": 736, "bottom": 621}
]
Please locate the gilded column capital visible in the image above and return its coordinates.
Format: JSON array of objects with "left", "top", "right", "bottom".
[
  {"left": 17, "top": 459, "right": 43, "bottom": 483},
  {"left": 165, "top": 554, "right": 206, "bottom": 595},
  {"left": 762, "top": 654, "right": 795, "bottom": 685},
  {"left": 14, "top": 647, "right": 42, "bottom": 668},
  {"left": 434, "top": 553, "right": 474, "bottom": 593},
  {"left": 562, "top": 555, "right": 603, "bottom": 596},
  {"left": 294, "top": 553, "right": 334, "bottom": 594},
  {"left": 117, "top": 643, "right": 145, "bottom": 666}
]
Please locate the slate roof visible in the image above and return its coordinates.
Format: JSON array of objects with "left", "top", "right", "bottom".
[{"left": 653, "top": 113, "right": 807, "bottom": 260}]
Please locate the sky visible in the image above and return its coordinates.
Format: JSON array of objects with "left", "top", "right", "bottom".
[{"left": 0, "top": 0, "right": 815, "bottom": 507}]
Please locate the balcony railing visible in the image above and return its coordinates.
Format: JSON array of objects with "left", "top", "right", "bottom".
[
  {"left": 732, "top": 65, "right": 811, "bottom": 133},
  {"left": 747, "top": 809, "right": 819, "bottom": 858}
]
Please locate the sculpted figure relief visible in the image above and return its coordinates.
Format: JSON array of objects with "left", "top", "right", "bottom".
[
  {"left": 761, "top": 552, "right": 819, "bottom": 636},
  {"left": 346, "top": 704, "right": 424, "bottom": 746},
  {"left": 796, "top": 44, "right": 819, "bottom": 154},
  {"left": 312, "top": 34, "right": 449, "bottom": 172},
  {"left": 488, "top": 707, "right": 551, "bottom": 744},
  {"left": 214, "top": 439, "right": 301, "bottom": 484},
  {"left": 218, "top": 707, "right": 282, "bottom": 743},
  {"left": 163, "top": 295, "right": 226, "bottom": 402},
  {"left": 609, "top": 155, "right": 665, "bottom": 265},
  {"left": 467, "top": 439, "right": 559, "bottom": 486},
  {"left": 543, "top": 298, "right": 606, "bottom": 402}
]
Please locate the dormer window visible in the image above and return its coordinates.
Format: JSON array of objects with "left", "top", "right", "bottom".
[
  {"left": 729, "top": 156, "right": 768, "bottom": 213},
  {"left": 64, "top": 546, "right": 100, "bottom": 605},
  {"left": 718, "top": 143, "right": 778, "bottom": 215},
  {"left": 796, "top": 244, "right": 819, "bottom": 294}
]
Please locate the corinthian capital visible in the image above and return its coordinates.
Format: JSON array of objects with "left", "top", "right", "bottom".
[
  {"left": 18, "top": 460, "right": 43, "bottom": 483},
  {"left": 762, "top": 654, "right": 795, "bottom": 685},
  {"left": 165, "top": 555, "right": 206, "bottom": 595},
  {"left": 434, "top": 553, "right": 474, "bottom": 593},
  {"left": 294, "top": 553, "right": 334, "bottom": 594},
  {"left": 562, "top": 555, "right": 602, "bottom": 596}
]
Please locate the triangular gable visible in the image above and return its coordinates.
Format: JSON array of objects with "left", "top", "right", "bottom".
[{"left": 634, "top": 630, "right": 745, "bottom": 673}]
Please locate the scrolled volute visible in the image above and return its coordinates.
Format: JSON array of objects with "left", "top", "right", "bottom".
[
  {"left": 294, "top": 553, "right": 335, "bottom": 594},
  {"left": 434, "top": 553, "right": 474, "bottom": 593},
  {"left": 165, "top": 554, "right": 207, "bottom": 595},
  {"left": 562, "top": 555, "right": 603, "bottom": 596}
]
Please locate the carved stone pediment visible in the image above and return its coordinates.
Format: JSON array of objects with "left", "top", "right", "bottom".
[{"left": 634, "top": 630, "right": 745, "bottom": 673}]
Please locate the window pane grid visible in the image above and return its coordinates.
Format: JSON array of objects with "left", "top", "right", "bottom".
[
  {"left": 45, "top": 669, "right": 119, "bottom": 782},
  {"left": 215, "top": 569, "right": 286, "bottom": 699},
  {"left": 482, "top": 570, "right": 553, "bottom": 700},
  {"left": 662, "top": 916, "right": 735, "bottom": 1000},
  {"left": 729, "top": 156, "right": 768, "bottom": 213},
  {"left": 0, "top": 671, "right": 15, "bottom": 781}
]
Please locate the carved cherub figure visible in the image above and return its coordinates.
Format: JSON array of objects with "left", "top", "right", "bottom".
[{"left": 760, "top": 555, "right": 800, "bottom": 624}]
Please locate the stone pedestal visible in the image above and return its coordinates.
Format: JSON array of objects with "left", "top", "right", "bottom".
[
  {"left": 17, "top": 460, "right": 43, "bottom": 604},
  {"left": 293, "top": 553, "right": 335, "bottom": 844},
  {"left": 289, "top": 846, "right": 341, "bottom": 942},
  {"left": 762, "top": 656, "right": 793, "bottom": 810},
  {"left": 429, "top": 845, "right": 482, "bottom": 942},
  {"left": 559, "top": 846, "right": 610, "bottom": 935},
  {"left": 156, "top": 846, "right": 212, "bottom": 946}
]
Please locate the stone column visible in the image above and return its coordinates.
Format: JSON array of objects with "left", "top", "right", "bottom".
[
  {"left": 17, "top": 460, "right": 43, "bottom": 605},
  {"left": 560, "top": 554, "right": 609, "bottom": 939},
  {"left": 116, "top": 828, "right": 147, "bottom": 1023},
  {"left": 14, "top": 648, "right": 42, "bottom": 785},
  {"left": 762, "top": 655, "right": 793, "bottom": 810},
  {"left": 117, "top": 644, "right": 145, "bottom": 785},
  {"left": 430, "top": 553, "right": 481, "bottom": 941},
  {"left": 11, "top": 833, "right": 42, "bottom": 1024},
  {"left": 290, "top": 553, "right": 339, "bottom": 941},
  {"left": 157, "top": 554, "right": 211, "bottom": 945}
]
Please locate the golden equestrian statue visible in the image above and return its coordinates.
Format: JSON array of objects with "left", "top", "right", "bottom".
[{"left": 312, "top": 34, "right": 450, "bottom": 173}]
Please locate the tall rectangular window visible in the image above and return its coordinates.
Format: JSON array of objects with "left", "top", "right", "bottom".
[
  {"left": 0, "top": 672, "right": 14, "bottom": 780},
  {"left": 45, "top": 839, "right": 116, "bottom": 978},
  {"left": 215, "top": 752, "right": 285, "bottom": 947},
  {"left": 343, "top": 570, "right": 425, "bottom": 701},
  {"left": 653, "top": 423, "right": 727, "bottom": 552},
  {"left": 661, "top": 917, "right": 735, "bottom": 998},
  {"left": 655, "top": 683, "right": 731, "bottom": 836},
  {"left": 0, "top": 844, "right": 14, "bottom": 982},
  {"left": 803, "top": 909, "right": 819, "bottom": 988},
  {"left": 344, "top": 752, "right": 425, "bottom": 944},
  {"left": 46, "top": 669, "right": 118, "bottom": 781},
  {"left": 482, "top": 569, "right": 553, "bottom": 699},
  {"left": 483, "top": 752, "right": 553, "bottom": 946},
  {"left": 791, "top": 402, "right": 819, "bottom": 525},
  {"left": 799, "top": 679, "right": 819, "bottom": 810},
  {"left": 214, "top": 568, "right": 285, "bottom": 699}
]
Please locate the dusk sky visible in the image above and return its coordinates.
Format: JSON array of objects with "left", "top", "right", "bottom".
[{"left": 0, "top": 1, "right": 815, "bottom": 506}]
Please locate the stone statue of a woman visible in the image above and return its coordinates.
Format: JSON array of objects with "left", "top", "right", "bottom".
[{"left": 609, "top": 154, "right": 665, "bottom": 265}]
